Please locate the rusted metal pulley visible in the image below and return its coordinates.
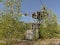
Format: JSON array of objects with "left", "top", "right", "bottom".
[{"left": 32, "top": 13, "right": 37, "bottom": 19}]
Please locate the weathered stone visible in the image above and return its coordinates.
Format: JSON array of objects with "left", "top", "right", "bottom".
[{"left": 24, "top": 30, "right": 34, "bottom": 40}]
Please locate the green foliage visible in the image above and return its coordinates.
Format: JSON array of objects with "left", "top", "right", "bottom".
[
  {"left": 0, "top": 15, "right": 25, "bottom": 40},
  {"left": 0, "top": 0, "right": 23, "bottom": 40},
  {"left": 39, "top": 10, "right": 59, "bottom": 39},
  {"left": 2, "top": 0, "right": 22, "bottom": 21},
  {"left": 0, "top": 0, "right": 2, "bottom": 2},
  {"left": 0, "top": 43, "right": 6, "bottom": 45}
]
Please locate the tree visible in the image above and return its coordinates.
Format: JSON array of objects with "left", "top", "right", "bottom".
[
  {"left": 0, "top": 0, "right": 25, "bottom": 44},
  {"left": 0, "top": 14, "right": 26, "bottom": 45},
  {"left": 0, "top": 0, "right": 2, "bottom": 2},
  {"left": 39, "top": 9, "right": 58, "bottom": 39},
  {"left": 4, "top": 0, "right": 22, "bottom": 20}
]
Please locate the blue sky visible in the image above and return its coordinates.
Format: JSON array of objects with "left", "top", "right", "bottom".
[
  {"left": 21, "top": 0, "right": 60, "bottom": 24},
  {"left": 0, "top": 0, "right": 60, "bottom": 24}
]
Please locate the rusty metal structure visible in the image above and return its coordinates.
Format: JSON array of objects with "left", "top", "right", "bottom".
[
  {"left": 32, "top": 6, "right": 48, "bottom": 39},
  {"left": 23, "top": 0, "right": 49, "bottom": 40}
]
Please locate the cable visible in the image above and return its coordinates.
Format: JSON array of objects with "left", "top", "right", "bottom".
[
  {"left": 21, "top": 0, "right": 44, "bottom": 15},
  {"left": 39, "top": 0, "right": 44, "bottom": 6}
]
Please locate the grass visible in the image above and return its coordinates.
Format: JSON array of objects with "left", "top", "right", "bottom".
[{"left": 0, "top": 43, "right": 6, "bottom": 45}]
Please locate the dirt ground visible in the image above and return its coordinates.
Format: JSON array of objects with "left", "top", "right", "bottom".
[
  {"left": 33, "top": 38, "right": 60, "bottom": 45},
  {"left": 1, "top": 39, "right": 60, "bottom": 45}
]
